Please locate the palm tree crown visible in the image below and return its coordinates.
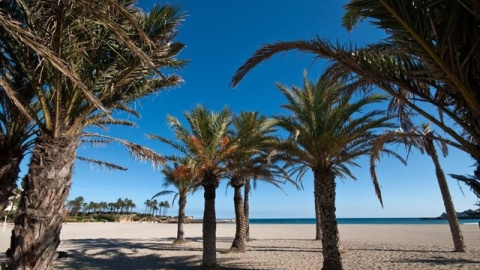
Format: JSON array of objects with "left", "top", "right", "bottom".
[
  {"left": 276, "top": 73, "right": 394, "bottom": 202},
  {"left": 227, "top": 112, "right": 284, "bottom": 182},
  {"left": 153, "top": 156, "right": 201, "bottom": 203},
  {"left": 149, "top": 105, "right": 234, "bottom": 179}
]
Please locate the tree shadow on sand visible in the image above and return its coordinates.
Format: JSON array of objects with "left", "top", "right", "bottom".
[
  {"left": 349, "top": 246, "right": 480, "bottom": 267},
  {"left": 391, "top": 256, "right": 480, "bottom": 266},
  {"left": 54, "top": 238, "right": 200, "bottom": 270},
  {"left": 53, "top": 238, "right": 275, "bottom": 270},
  {"left": 243, "top": 239, "right": 321, "bottom": 254}
]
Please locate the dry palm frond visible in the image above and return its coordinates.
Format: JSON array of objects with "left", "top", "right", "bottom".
[
  {"left": 76, "top": 156, "right": 127, "bottom": 171},
  {"left": 124, "top": 142, "right": 165, "bottom": 169},
  {"left": 82, "top": 133, "right": 165, "bottom": 168},
  {"left": 450, "top": 174, "right": 480, "bottom": 198},
  {"left": 79, "top": 138, "right": 113, "bottom": 147},
  {"left": 0, "top": 77, "right": 31, "bottom": 121}
]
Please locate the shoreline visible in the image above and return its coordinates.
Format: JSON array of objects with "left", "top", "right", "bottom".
[{"left": 1, "top": 223, "right": 479, "bottom": 269}]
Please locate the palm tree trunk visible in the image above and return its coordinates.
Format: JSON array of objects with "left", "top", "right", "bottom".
[
  {"left": 202, "top": 173, "right": 218, "bottom": 268},
  {"left": 314, "top": 188, "right": 322, "bottom": 240},
  {"left": 175, "top": 194, "right": 187, "bottom": 244},
  {"left": 7, "top": 134, "right": 78, "bottom": 270},
  {"left": 426, "top": 139, "right": 466, "bottom": 252},
  {"left": 244, "top": 179, "right": 251, "bottom": 242},
  {"left": 0, "top": 155, "right": 22, "bottom": 212},
  {"left": 230, "top": 178, "right": 246, "bottom": 252},
  {"left": 315, "top": 168, "right": 343, "bottom": 270}
]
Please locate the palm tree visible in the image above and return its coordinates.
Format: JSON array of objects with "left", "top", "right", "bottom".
[
  {"left": 230, "top": 0, "right": 480, "bottom": 199},
  {"left": 150, "top": 105, "right": 234, "bottom": 268},
  {"left": 151, "top": 157, "right": 201, "bottom": 244},
  {"left": 81, "top": 203, "right": 88, "bottom": 215},
  {"left": 67, "top": 196, "right": 85, "bottom": 217},
  {"left": 151, "top": 199, "right": 159, "bottom": 216},
  {"left": 106, "top": 202, "right": 113, "bottom": 213},
  {"left": 271, "top": 74, "right": 394, "bottom": 269},
  {"left": 158, "top": 201, "right": 165, "bottom": 217},
  {"left": 163, "top": 201, "right": 170, "bottom": 216},
  {"left": 6, "top": 2, "right": 186, "bottom": 268},
  {"left": 130, "top": 201, "right": 137, "bottom": 214},
  {"left": 99, "top": 202, "right": 108, "bottom": 213},
  {"left": 0, "top": 0, "right": 39, "bottom": 213},
  {"left": 87, "top": 202, "right": 98, "bottom": 214},
  {"left": 144, "top": 199, "right": 152, "bottom": 214},
  {"left": 116, "top": 198, "right": 125, "bottom": 214},
  {"left": 371, "top": 124, "right": 466, "bottom": 252},
  {"left": 124, "top": 198, "right": 135, "bottom": 214},
  {"left": 0, "top": 86, "right": 36, "bottom": 215},
  {"left": 226, "top": 111, "right": 293, "bottom": 252}
]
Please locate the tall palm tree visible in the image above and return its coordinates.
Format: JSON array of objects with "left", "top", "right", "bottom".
[
  {"left": 0, "top": 93, "right": 36, "bottom": 213},
  {"left": 144, "top": 199, "right": 151, "bottom": 214},
  {"left": 87, "top": 202, "right": 98, "bottom": 214},
  {"left": 79, "top": 203, "right": 85, "bottom": 214},
  {"left": 151, "top": 199, "right": 159, "bottom": 216},
  {"left": 151, "top": 156, "right": 201, "bottom": 244},
  {"left": 116, "top": 198, "right": 125, "bottom": 214},
  {"left": 371, "top": 124, "right": 466, "bottom": 251},
  {"left": 99, "top": 202, "right": 108, "bottom": 213},
  {"left": 0, "top": 0, "right": 40, "bottom": 213},
  {"left": 67, "top": 196, "right": 84, "bottom": 217},
  {"left": 158, "top": 201, "right": 165, "bottom": 216},
  {"left": 5, "top": 2, "right": 186, "bottom": 268},
  {"left": 150, "top": 105, "right": 234, "bottom": 269},
  {"left": 230, "top": 0, "right": 480, "bottom": 199},
  {"left": 0, "top": 97, "right": 35, "bottom": 213},
  {"left": 124, "top": 198, "right": 135, "bottom": 214},
  {"left": 163, "top": 201, "right": 170, "bottom": 216},
  {"left": 226, "top": 111, "right": 293, "bottom": 252},
  {"left": 271, "top": 74, "right": 394, "bottom": 270}
]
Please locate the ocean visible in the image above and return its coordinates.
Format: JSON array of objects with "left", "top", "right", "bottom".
[{"left": 248, "top": 218, "right": 479, "bottom": 225}]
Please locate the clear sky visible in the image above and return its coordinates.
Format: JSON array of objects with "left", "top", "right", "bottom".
[{"left": 60, "top": 0, "right": 478, "bottom": 219}]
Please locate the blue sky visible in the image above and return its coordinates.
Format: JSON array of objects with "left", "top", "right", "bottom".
[{"left": 64, "top": 0, "right": 479, "bottom": 219}]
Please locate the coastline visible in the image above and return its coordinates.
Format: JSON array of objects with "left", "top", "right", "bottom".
[
  {"left": 248, "top": 217, "right": 480, "bottom": 225},
  {"left": 1, "top": 222, "right": 479, "bottom": 269}
]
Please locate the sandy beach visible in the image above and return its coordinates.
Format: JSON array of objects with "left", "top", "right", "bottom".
[{"left": 1, "top": 222, "right": 479, "bottom": 269}]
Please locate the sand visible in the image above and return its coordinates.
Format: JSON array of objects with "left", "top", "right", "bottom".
[{"left": 0, "top": 222, "right": 479, "bottom": 269}]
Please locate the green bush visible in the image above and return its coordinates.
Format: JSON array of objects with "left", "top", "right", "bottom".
[{"left": 95, "top": 214, "right": 116, "bottom": 222}]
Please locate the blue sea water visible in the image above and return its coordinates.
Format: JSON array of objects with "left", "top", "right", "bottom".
[{"left": 249, "top": 218, "right": 479, "bottom": 225}]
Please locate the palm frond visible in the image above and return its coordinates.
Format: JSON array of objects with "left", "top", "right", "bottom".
[
  {"left": 84, "top": 133, "right": 165, "bottom": 168},
  {"left": 152, "top": 190, "right": 176, "bottom": 199},
  {"left": 450, "top": 174, "right": 480, "bottom": 198},
  {"left": 76, "top": 156, "right": 127, "bottom": 171},
  {"left": 121, "top": 140, "right": 165, "bottom": 169}
]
